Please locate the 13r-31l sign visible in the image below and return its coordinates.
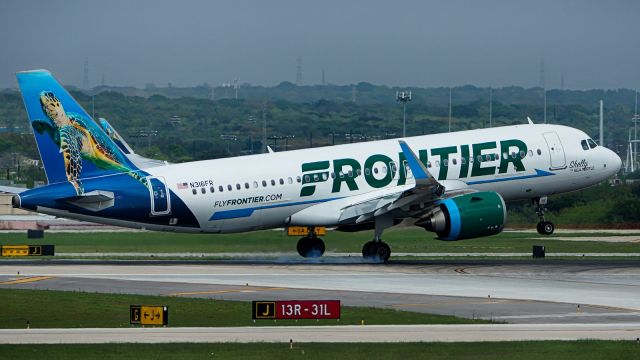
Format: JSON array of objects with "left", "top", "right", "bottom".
[{"left": 252, "top": 300, "right": 340, "bottom": 320}]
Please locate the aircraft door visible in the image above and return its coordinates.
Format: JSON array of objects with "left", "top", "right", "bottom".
[
  {"left": 543, "top": 132, "right": 567, "bottom": 170},
  {"left": 147, "top": 176, "right": 171, "bottom": 216}
]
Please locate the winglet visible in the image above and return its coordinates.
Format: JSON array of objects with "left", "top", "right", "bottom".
[
  {"left": 398, "top": 140, "right": 444, "bottom": 194},
  {"left": 398, "top": 140, "right": 429, "bottom": 180},
  {"left": 267, "top": 146, "right": 275, "bottom": 153},
  {"left": 527, "top": 117, "right": 534, "bottom": 125}
]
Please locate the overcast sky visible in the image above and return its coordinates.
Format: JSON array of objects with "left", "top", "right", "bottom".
[{"left": 0, "top": 0, "right": 638, "bottom": 90}]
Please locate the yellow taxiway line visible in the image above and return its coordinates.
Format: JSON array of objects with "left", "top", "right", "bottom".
[{"left": 0, "top": 276, "right": 55, "bottom": 285}]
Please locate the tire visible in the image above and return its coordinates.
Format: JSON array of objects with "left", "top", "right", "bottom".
[
  {"left": 536, "top": 222, "right": 544, "bottom": 235},
  {"left": 362, "top": 241, "right": 391, "bottom": 262},
  {"left": 297, "top": 237, "right": 310, "bottom": 257},
  {"left": 542, "top": 221, "right": 554, "bottom": 235},
  {"left": 362, "top": 241, "right": 376, "bottom": 257},
  {"left": 374, "top": 242, "right": 391, "bottom": 263},
  {"left": 307, "top": 238, "right": 325, "bottom": 258}
]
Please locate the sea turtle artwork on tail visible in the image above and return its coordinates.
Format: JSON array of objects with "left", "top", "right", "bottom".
[{"left": 33, "top": 91, "right": 147, "bottom": 195}]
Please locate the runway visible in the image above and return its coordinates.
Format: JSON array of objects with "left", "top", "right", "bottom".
[
  {"left": 1, "top": 324, "right": 639, "bottom": 344},
  {"left": 1, "top": 260, "right": 640, "bottom": 325}
]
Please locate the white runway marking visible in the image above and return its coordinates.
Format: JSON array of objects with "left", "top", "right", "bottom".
[{"left": 1, "top": 324, "right": 639, "bottom": 344}]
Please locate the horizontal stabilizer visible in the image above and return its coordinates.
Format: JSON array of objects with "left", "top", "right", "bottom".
[
  {"left": 0, "top": 185, "right": 29, "bottom": 194},
  {"left": 64, "top": 190, "right": 114, "bottom": 212}
]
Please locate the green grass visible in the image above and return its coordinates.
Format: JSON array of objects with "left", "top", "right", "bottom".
[
  {"left": 0, "top": 341, "right": 637, "bottom": 360},
  {"left": 1, "top": 228, "right": 640, "bottom": 256},
  {"left": 0, "top": 288, "right": 488, "bottom": 329}
]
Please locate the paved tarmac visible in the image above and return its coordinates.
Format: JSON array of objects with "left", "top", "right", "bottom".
[
  {"left": 1, "top": 260, "right": 639, "bottom": 324},
  {"left": 1, "top": 324, "right": 639, "bottom": 344}
]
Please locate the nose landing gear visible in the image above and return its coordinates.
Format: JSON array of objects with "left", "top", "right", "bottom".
[{"left": 534, "top": 196, "right": 554, "bottom": 235}]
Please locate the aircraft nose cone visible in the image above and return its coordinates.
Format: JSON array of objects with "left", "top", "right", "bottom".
[
  {"left": 609, "top": 149, "right": 622, "bottom": 173},
  {"left": 615, "top": 153, "right": 622, "bottom": 172}
]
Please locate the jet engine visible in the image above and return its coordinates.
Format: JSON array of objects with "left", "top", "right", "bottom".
[{"left": 415, "top": 191, "right": 506, "bottom": 240}]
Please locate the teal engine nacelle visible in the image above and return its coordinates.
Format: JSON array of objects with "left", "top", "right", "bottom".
[{"left": 415, "top": 192, "right": 506, "bottom": 240}]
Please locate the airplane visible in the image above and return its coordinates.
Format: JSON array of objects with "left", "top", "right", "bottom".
[{"left": 8, "top": 69, "right": 622, "bottom": 262}]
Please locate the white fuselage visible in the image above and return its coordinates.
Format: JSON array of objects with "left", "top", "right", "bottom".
[{"left": 131, "top": 123, "right": 619, "bottom": 233}]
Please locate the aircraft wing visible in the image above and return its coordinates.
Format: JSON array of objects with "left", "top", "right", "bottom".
[{"left": 288, "top": 141, "right": 475, "bottom": 226}]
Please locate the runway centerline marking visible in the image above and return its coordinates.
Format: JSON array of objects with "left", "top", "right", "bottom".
[
  {"left": 392, "top": 299, "right": 515, "bottom": 308},
  {"left": 167, "top": 287, "right": 287, "bottom": 296},
  {"left": 0, "top": 276, "right": 55, "bottom": 285}
]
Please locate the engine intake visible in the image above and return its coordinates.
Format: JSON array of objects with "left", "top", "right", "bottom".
[{"left": 416, "top": 191, "right": 506, "bottom": 240}]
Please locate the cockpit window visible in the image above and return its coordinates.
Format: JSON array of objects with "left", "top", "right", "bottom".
[
  {"left": 587, "top": 139, "right": 598, "bottom": 149},
  {"left": 581, "top": 140, "right": 589, "bottom": 150}
]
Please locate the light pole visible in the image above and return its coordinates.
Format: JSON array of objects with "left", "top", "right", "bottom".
[{"left": 396, "top": 90, "right": 412, "bottom": 137}]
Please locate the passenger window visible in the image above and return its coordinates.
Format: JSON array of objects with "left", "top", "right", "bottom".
[
  {"left": 330, "top": 172, "right": 336, "bottom": 179},
  {"left": 435, "top": 160, "right": 440, "bottom": 167},
  {"left": 279, "top": 178, "right": 284, "bottom": 185},
  {"left": 356, "top": 169, "right": 362, "bottom": 176},
  {"left": 537, "top": 149, "right": 542, "bottom": 155},
  {"left": 587, "top": 139, "right": 598, "bottom": 149},
  {"left": 192, "top": 189, "right": 197, "bottom": 195},
  {"left": 365, "top": 168, "right": 371, "bottom": 175},
  {"left": 271, "top": 179, "right": 276, "bottom": 186},
  {"left": 262, "top": 180, "right": 267, "bottom": 187},
  {"left": 427, "top": 161, "right": 432, "bottom": 168},
  {"left": 313, "top": 174, "right": 319, "bottom": 182},
  {"left": 443, "top": 159, "right": 448, "bottom": 167},
  {"left": 503, "top": 152, "right": 508, "bottom": 159},
  {"left": 210, "top": 186, "right": 215, "bottom": 193},
  {"left": 348, "top": 170, "right": 353, "bottom": 177},
  {"left": 461, "top": 158, "right": 466, "bottom": 165},
  {"left": 477, "top": 155, "right": 482, "bottom": 162},
  {"left": 374, "top": 167, "right": 379, "bottom": 174},
  {"left": 511, "top": 152, "right": 517, "bottom": 159},
  {"left": 581, "top": 140, "right": 589, "bottom": 150},
  {"left": 339, "top": 171, "right": 345, "bottom": 178},
  {"left": 452, "top": 158, "right": 457, "bottom": 165},
  {"left": 296, "top": 176, "right": 301, "bottom": 183},
  {"left": 253, "top": 181, "right": 259, "bottom": 188},
  {"left": 227, "top": 184, "right": 232, "bottom": 191},
  {"left": 245, "top": 183, "right": 250, "bottom": 189},
  {"left": 287, "top": 177, "right": 293, "bottom": 184},
  {"left": 236, "top": 184, "right": 241, "bottom": 190},
  {"left": 381, "top": 167, "right": 387, "bottom": 174},
  {"left": 519, "top": 151, "right": 525, "bottom": 158},
  {"left": 304, "top": 175, "right": 310, "bottom": 183},
  {"left": 528, "top": 150, "right": 533, "bottom": 157},
  {"left": 201, "top": 188, "right": 206, "bottom": 194},
  {"left": 219, "top": 185, "right": 224, "bottom": 192}
]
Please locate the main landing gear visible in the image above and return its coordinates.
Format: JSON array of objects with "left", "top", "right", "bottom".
[
  {"left": 297, "top": 234, "right": 325, "bottom": 258},
  {"left": 361, "top": 215, "right": 394, "bottom": 263},
  {"left": 534, "top": 196, "right": 554, "bottom": 235}
]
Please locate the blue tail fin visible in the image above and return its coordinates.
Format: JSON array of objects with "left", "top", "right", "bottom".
[{"left": 16, "top": 70, "right": 143, "bottom": 193}]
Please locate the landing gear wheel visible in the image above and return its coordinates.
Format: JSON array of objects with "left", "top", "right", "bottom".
[
  {"left": 534, "top": 196, "right": 554, "bottom": 235},
  {"left": 362, "top": 241, "right": 391, "bottom": 262},
  {"left": 536, "top": 221, "right": 554, "bottom": 235},
  {"left": 541, "top": 221, "right": 554, "bottom": 235},
  {"left": 362, "top": 241, "right": 376, "bottom": 257},
  {"left": 296, "top": 236, "right": 325, "bottom": 258}
]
